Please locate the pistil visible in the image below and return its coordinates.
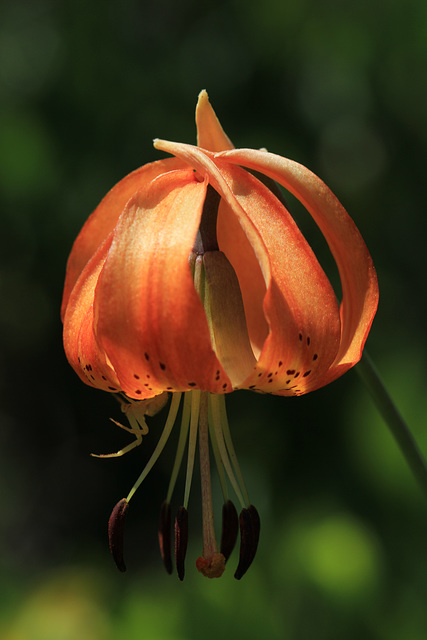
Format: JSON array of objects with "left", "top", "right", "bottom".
[{"left": 196, "top": 392, "right": 226, "bottom": 578}]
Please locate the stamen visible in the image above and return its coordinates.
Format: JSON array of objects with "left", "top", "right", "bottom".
[
  {"left": 196, "top": 392, "right": 225, "bottom": 578},
  {"left": 175, "top": 506, "right": 189, "bottom": 581},
  {"left": 207, "top": 400, "right": 229, "bottom": 502},
  {"left": 234, "top": 505, "right": 261, "bottom": 580},
  {"left": 220, "top": 499, "right": 239, "bottom": 562},
  {"left": 126, "top": 392, "right": 182, "bottom": 503},
  {"left": 209, "top": 394, "right": 246, "bottom": 509},
  {"left": 108, "top": 498, "right": 129, "bottom": 573},
  {"left": 165, "top": 392, "right": 192, "bottom": 503},
  {"left": 216, "top": 394, "right": 250, "bottom": 506},
  {"left": 158, "top": 500, "right": 173, "bottom": 574}
]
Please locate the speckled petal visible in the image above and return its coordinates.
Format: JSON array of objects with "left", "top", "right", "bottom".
[
  {"left": 218, "top": 148, "right": 379, "bottom": 390},
  {"left": 63, "top": 234, "right": 121, "bottom": 393},
  {"left": 61, "top": 157, "right": 185, "bottom": 319},
  {"left": 94, "top": 169, "right": 231, "bottom": 399}
]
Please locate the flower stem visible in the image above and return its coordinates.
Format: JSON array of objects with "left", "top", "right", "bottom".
[{"left": 356, "top": 351, "right": 427, "bottom": 500}]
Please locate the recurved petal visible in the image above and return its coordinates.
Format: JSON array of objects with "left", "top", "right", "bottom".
[
  {"left": 213, "top": 164, "right": 341, "bottom": 395},
  {"left": 63, "top": 233, "right": 122, "bottom": 393},
  {"left": 217, "top": 197, "right": 268, "bottom": 356},
  {"left": 196, "top": 90, "right": 234, "bottom": 152},
  {"left": 94, "top": 169, "right": 231, "bottom": 399},
  {"left": 152, "top": 140, "right": 342, "bottom": 395},
  {"left": 61, "top": 157, "right": 185, "bottom": 320},
  {"left": 218, "top": 149, "right": 379, "bottom": 388}
]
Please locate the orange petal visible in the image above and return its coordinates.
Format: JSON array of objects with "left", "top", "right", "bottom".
[
  {"left": 61, "top": 157, "right": 184, "bottom": 320},
  {"left": 213, "top": 163, "right": 342, "bottom": 395},
  {"left": 63, "top": 234, "right": 122, "bottom": 392},
  {"left": 152, "top": 140, "right": 342, "bottom": 395},
  {"left": 218, "top": 148, "right": 379, "bottom": 389},
  {"left": 203, "top": 251, "right": 256, "bottom": 386},
  {"left": 94, "top": 169, "right": 231, "bottom": 399},
  {"left": 217, "top": 198, "right": 269, "bottom": 356},
  {"left": 195, "top": 90, "right": 234, "bottom": 152}
]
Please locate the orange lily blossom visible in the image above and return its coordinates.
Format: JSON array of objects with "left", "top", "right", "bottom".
[{"left": 61, "top": 90, "right": 379, "bottom": 580}]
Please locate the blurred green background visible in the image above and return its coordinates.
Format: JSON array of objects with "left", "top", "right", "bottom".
[{"left": 1, "top": 0, "right": 427, "bottom": 638}]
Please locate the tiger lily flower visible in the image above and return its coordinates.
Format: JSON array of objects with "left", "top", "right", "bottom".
[{"left": 61, "top": 90, "right": 378, "bottom": 580}]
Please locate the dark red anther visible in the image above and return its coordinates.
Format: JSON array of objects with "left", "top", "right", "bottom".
[
  {"left": 158, "top": 500, "right": 173, "bottom": 574},
  {"left": 108, "top": 498, "right": 129, "bottom": 573},
  {"left": 220, "top": 499, "right": 239, "bottom": 562},
  {"left": 234, "top": 504, "right": 261, "bottom": 580},
  {"left": 175, "top": 506, "right": 189, "bottom": 581}
]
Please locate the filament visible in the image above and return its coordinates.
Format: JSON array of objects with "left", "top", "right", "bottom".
[
  {"left": 209, "top": 393, "right": 246, "bottom": 509},
  {"left": 216, "top": 393, "right": 250, "bottom": 506},
  {"left": 126, "top": 392, "right": 182, "bottom": 502},
  {"left": 208, "top": 398, "right": 229, "bottom": 502},
  {"left": 166, "top": 392, "right": 191, "bottom": 503}
]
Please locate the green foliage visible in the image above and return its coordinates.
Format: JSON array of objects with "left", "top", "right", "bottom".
[{"left": 0, "top": 0, "right": 426, "bottom": 638}]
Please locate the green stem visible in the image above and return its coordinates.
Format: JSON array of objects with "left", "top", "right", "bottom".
[{"left": 356, "top": 351, "right": 427, "bottom": 499}]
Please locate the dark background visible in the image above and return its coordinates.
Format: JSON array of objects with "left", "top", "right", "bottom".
[{"left": 1, "top": 0, "right": 426, "bottom": 638}]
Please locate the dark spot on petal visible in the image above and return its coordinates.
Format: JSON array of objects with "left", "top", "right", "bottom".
[
  {"left": 222, "top": 383, "right": 228, "bottom": 389},
  {"left": 278, "top": 361, "right": 283, "bottom": 367},
  {"left": 307, "top": 336, "right": 311, "bottom": 346},
  {"left": 286, "top": 379, "right": 290, "bottom": 384},
  {"left": 267, "top": 372, "right": 273, "bottom": 378},
  {"left": 268, "top": 379, "right": 273, "bottom": 383},
  {"left": 135, "top": 389, "right": 142, "bottom": 395},
  {"left": 159, "top": 362, "right": 166, "bottom": 370},
  {"left": 134, "top": 373, "right": 140, "bottom": 379},
  {"left": 286, "top": 369, "right": 295, "bottom": 375},
  {"left": 166, "top": 387, "right": 173, "bottom": 391},
  {"left": 294, "top": 372, "right": 300, "bottom": 378},
  {"left": 144, "top": 352, "right": 150, "bottom": 361},
  {"left": 188, "top": 382, "right": 196, "bottom": 387},
  {"left": 313, "top": 354, "right": 318, "bottom": 361},
  {"left": 258, "top": 373, "right": 262, "bottom": 377},
  {"left": 102, "top": 375, "right": 107, "bottom": 380},
  {"left": 299, "top": 333, "right": 303, "bottom": 341},
  {"left": 146, "top": 374, "right": 151, "bottom": 379},
  {"left": 108, "top": 386, "right": 117, "bottom": 391},
  {"left": 90, "top": 375, "right": 95, "bottom": 381},
  {"left": 303, "top": 370, "right": 311, "bottom": 377},
  {"left": 249, "top": 385, "right": 256, "bottom": 389}
]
